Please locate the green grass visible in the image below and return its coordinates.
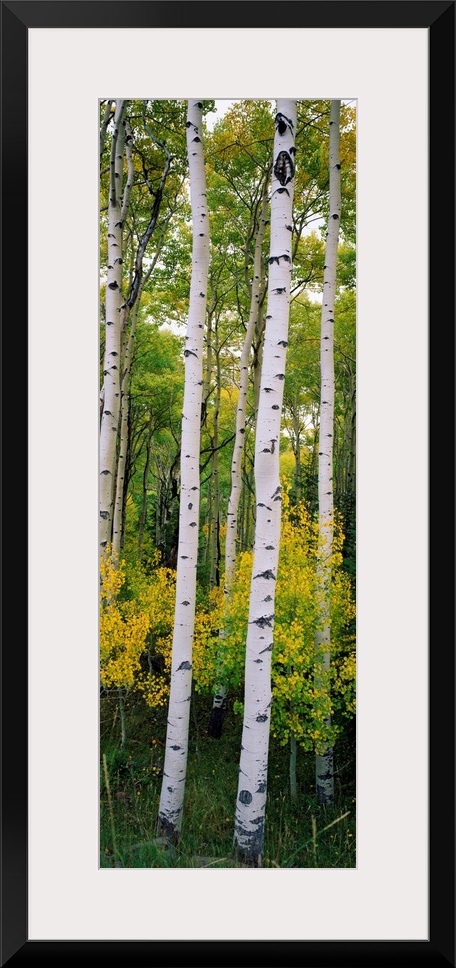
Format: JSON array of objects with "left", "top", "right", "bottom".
[{"left": 100, "top": 691, "right": 356, "bottom": 868}]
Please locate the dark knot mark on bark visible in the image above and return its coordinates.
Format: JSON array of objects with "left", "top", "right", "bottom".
[
  {"left": 332, "top": 213, "right": 339, "bottom": 219},
  {"left": 318, "top": 767, "right": 334, "bottom": 781},
  {"left": 238, "top": 789, "right": 253, "bottom": 805},
  {"left": 256, "top": 781, "right": 267, "bottom": 793},
  {"left": 181, "top": 601, "right": 190, "bottom": 606},
  {"left": 192, "top": 136, "right": 201, "bottom": 143},
  {"left": 108, "top": 281, "right": 119, "bottom": 290},
  {"left": 271, "top": 404, "right": 280, "bottom": 410},
  {"left": 268, "top": 253, "right": 291, "bottom": 266},
  {"left": 275, "top": 112, "right": 294, "bottom": 136},
  {"left": 188, "top": 503, "right": 193, "bottom": 510},
  {"left": 263, "top": 595, "right": 272, "bottom": 603},
  {"left": 274, "top": 150, "right": 295, "bottom": 186},
  {"left": 170, "top": 745, "right": 181, "bottom": 751},
  {"left": 256, "top": 714, "right": 268, "bottom": 723},
  {"left": 183, "top": 349, "right": 198, "bottom": 358},
  {"left": 100, "top": 469, "right": 111, "bottom": 476},
  {"left": 286, "top": 224, "right": 293, "bottom": 232},
  {"left": 272, "top": 287, "right": 286, "bottom": 295},
  {"left": 252, "top": 615, "right": 274, "bottom": 628},
  {"left": 188, "top": 521, "right": 197, "bottom": 527},
  {"left": 177, "top": 660, "right": 192, "bottom": 671},
  {"left": 99, "top": 511, "right": 109, "bottom": 520},
  {"left": 263, "top": 387, "right": 274, "bottom": 393},
  {"left": 259, "top": 643, "right": 273, "bottom": 653},
  {"left": 257, "top": 503, "right": 272, "bottom": 511},
  {"left": 253, "top": 569, "right": 276, "bottom": 580}
]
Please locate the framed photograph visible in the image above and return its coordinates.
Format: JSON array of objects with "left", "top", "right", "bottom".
[{"left": 2, "top": 1, "right": 454, "bottom": 965}]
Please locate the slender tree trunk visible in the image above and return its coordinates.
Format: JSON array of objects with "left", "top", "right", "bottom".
[
  {"left": 204, "top": 474, "right": 212, "bottom": 565},
  {"left": 99, "top": 101, "right": 127, "bottom": 555},
  {"left": 138, "top": 413, "right": 154, "bottom": 559},
  {"left": 100, "top": 100, "right": 113, "bottom": 164},
  {"left": 118, "top": 688, "right": 127, "bottom": 749},
  {"left": 315, "top": 100, "right": 341, "bottom": 807},
  {"left": 346, "top": 367, "right": 356, "bottom": 498},
  {"left": 156, "top": 101, "right": 209, "bottom": 843},
  {"left": 210, "top": 340, "right": 221, "bottom": 589},
  {"left": 233, "top": 100, "right": 297, "bottom": 866},
  {"left": 112, "top": 298, "right": 139, "bottom": 557},
  {"left": 290, "top": 733, "right": 297, "bottom": 801},
  {"left": 209, "top": 181, "right": 269, "bottom": 736},
  {"left": 112, "top": 225, "right": 167, "bottom": 557},
  {"left": 292, "top": 398, "right": 302, "bottom": 503}
]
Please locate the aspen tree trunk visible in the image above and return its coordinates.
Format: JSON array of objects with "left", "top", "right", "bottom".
[
  {"left": 100, "top": 101, "right": 127, "bottom": 555},
  {"left": 315, "top": 100, "right": 341, "bottom": 807},
  {"left": 112, "top": 297, "right": 139, "bottom": 557},
  {"left": 209, "top": 339, "right": 221, "bottom": 589},
  {"left": 233, "top": 101, "right": 297, "bottom": 865},
  {"left": 209, "top": 181, "right": 269, "bottom": 737},
  {"left": 100, "top": 100, "right": 113, "bottom": 165},
  {"left": 138, "top": 413, "right": 154, "bottom": 559},
  {"left": 156, "top": 101, "right": 209, "bottom": 843}
]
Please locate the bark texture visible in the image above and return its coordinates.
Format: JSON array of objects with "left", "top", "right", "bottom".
[
  {"left": 315, "top": 100, "right": 341, "bottom": 807},
  {"left": 100, "top": 101, "right": 127, "bottom": 555},
  {"left": 157, "top": 100, "right": 209, "bottom": 841},
  {"left": 233, "top": 100, "right": 297, "bottom": 865}
]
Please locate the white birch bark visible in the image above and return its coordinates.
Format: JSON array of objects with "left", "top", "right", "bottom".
[
  {"left": 209, "top": 180, "right": 269, "bottom": 733},
  {"left": 233, "top": 100, "right": 297, "bottom": 865},
  {"left": 157, "top": 100, "right": 209, "bottom": 842},
  {"left": 315, "top": 100, "right": 341, "bottom": 806},
  {"left": 99, "top": 100, "right": 127, "bottom": 555}
]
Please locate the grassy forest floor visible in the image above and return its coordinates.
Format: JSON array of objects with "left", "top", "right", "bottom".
[{"left": 100, "top": 691, "right": 356, "bottom": 868}]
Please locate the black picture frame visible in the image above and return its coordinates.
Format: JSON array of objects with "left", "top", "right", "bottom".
[{"left": 1, "top": 2, "right": 454, "bottom": 965}]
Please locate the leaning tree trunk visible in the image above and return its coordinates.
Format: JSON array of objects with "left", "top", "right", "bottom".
[
  {"left": 233, "top": 101, "right": 297, "bottom": 866},
  {"left": 209, "top": 178, "right": 269, "bottom": 737},
  {"left": 156, "top": 100, "right": 209, "bottom": 844},
  {"left": 315, "top": 99, "right": 341, "bottom": 807},
  {"left": 99, "top": 100, "right": 128, "bottom": 556}
]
